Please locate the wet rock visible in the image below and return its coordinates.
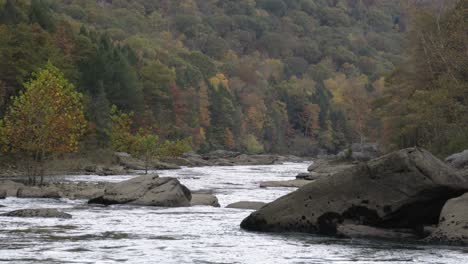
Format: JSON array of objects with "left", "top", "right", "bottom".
[
  {"left": 445, "top": 149, "right": 468, "bottom": 169},
  {"left": 0, "top": 190, "right": 6, "bottom": 199},
  {"left": 190, "top": 193, "right": 220, "bottom": 207},
  {"left": 226, "top": 201, "right": 266, "bottom": 210},
  {"left": 241, "top": 148, "right": 468, "bottom": 237},
  {"left": 17, "top": 186, "right": 61, "bottom": 199},
  {"left": 427, "top": 193, "right": 468, "bottom": 245},
  {"left": 88, "top": 174, "right": 191, "bottom": 207},
  {"left": 336, "top": 224, "right": 417, "bottom": 240},
  {"left": 259, "top": 180, "right": 311, "bottom": 188},
  {"left": 2, "top": 208, "right": 72, "bottom": 219},
  {"left": 149, "top": 160, "right": 181, "bottom": 170}
]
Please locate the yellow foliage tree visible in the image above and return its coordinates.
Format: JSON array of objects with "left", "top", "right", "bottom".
[
  {"left": 209, "top": 73, "right": 229, "bottom": 90},
  {"left": 0, "top": 63, "right": 87, "bottom": 185}
]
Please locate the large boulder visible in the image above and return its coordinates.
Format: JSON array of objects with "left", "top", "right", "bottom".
[
  {"left": 241, "top": 148, "right": 468, "bottom": 237},
  {"left": 427, "top": 193, "right": 468, "bottom": 245},
  {"left": 190, "top": 193, "right": 220, "bottom": 207},
  {"left": 227, "top": 201, "right": 266, "bottom": 210},
  {"left": 445, "top": 149, "right": 468, "bottom": 169},
  {"left": 1, "top": 208, "right": 72, "bottom": 219},
  {"left": 88, "top": 174, "right": 191, "bottom": 207}
]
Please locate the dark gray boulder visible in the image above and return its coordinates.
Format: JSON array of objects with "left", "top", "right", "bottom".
[
  {"left": 241, "top": 148, "right": 468, "bottom": 237},
  {"left": 445, "top": 149, "right": 468, "bottom": 169},
  {"left": 226, "top": 201, "right": 266, "bottom": 210},
  {"left": 88, "top": 174, "right": 191, "bottom": 207},
  {"left": 2, "top": 208, "right": 72, "bottom": 219}
]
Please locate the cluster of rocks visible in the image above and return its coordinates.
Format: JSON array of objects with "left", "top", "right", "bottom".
[
  {"left": 80, "top": 151, "right": 305, "bottom": 176},
  {"left": 163, "top": 150, "right": 305, "bottom": 167},
  {"left": 241, "top": 148, "right": 468, "bottom": 245}
]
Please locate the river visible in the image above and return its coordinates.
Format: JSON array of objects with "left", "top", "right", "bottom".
[{"left": 0, "top": 163, "right": 467, "bottom": 263}]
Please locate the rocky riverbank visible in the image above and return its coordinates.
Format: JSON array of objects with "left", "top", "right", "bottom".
[{"left": 241, "top": 148, "right": 468, "bottom": 246}]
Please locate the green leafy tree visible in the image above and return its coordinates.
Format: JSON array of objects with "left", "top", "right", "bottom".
[
  {"left": 133, "top": 130, "right": 159, "bottom": 174},
  {"left": 0, "top": 63, "right": 87, "bottom": 185}
]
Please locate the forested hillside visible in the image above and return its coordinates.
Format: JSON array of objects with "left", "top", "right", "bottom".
[{"left": 1, "top": 0, "right": 464, "bottom": 157}]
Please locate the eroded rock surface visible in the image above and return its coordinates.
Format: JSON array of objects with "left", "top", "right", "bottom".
[
  {"left": 88, "top": 174, "right": 192, "bottom": 207},
  {"left": 241, "top": 148, "right": 468, "bottom": 238}
]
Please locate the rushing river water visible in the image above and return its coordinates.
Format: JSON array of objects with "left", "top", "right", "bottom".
[{"left": 0, "top": 163, "right": 467, "bottom": 264}]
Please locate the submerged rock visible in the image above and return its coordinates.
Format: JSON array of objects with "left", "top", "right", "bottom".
[
  {"left": 428, "top": 193, "right": 468, "bottom": 245},
  {"left": 88, "top": 174, "right": 191, "bottom": 207},
  {"left": 259, "top": 180, "right": 311, "bottom": 188},
  {"left": 241, "top": 148, "right": 468, "bottom": 238},
  {"left": 226, "top": 201, "right": 266, "bottom": 210},
  {"left": 2, "top": 208, "right": 72, "bottom": 219},
  {"left": 190, "top": 193, "right": 220, "bottom": 207}
]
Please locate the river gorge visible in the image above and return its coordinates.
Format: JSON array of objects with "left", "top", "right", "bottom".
[{"left": 0, "top": 163, "right": 467, "bottom": 263}]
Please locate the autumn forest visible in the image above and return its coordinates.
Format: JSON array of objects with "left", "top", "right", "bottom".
[{"left": 0, "top": 0, "right": 466, "bottom": 162}]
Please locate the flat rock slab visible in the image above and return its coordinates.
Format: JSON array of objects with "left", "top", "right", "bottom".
[
  {"left": 1, "top": 209, "right": 72, "bottom": 219},
  {"left": 190, "top": 194, "right": 220, "bottom": 207},
  {"left": 226, "top": 201, "right": 266, "bottom": 210},
  {"left": 259, "top": 180, "right": 311, "bottom": 188}
]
